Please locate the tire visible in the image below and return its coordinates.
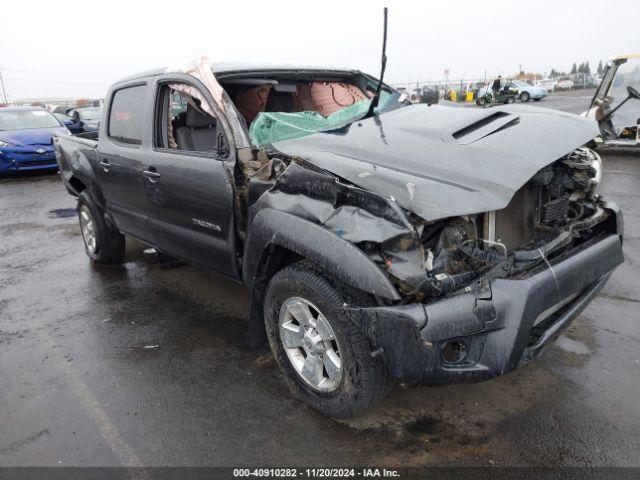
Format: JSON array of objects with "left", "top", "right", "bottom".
[
  {"left": 476, "top": 97, "right": 486, "bottom": 106},
  {"left": 264, "top": 261, "right": 393, "bottom": 418},
  {"left": 505, "top": 96, "right": 516, "bottom": 104},
  {"left": 77, "top": 190, "right": 125, "bottom": 264},
  {"left": 533, "top": 98, "right": 542, "bottom": 102},
  {"left": 520, "top": 92, "right": 530, "bottom": 102}
]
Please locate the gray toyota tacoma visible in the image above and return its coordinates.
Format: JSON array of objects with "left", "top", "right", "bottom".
[{"left": 55, "top": 61, "right": 624, "bottom": 417}]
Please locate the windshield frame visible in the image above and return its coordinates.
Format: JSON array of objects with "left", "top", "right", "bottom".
[{"left": 588, "top": 59, "right": 619, "bottom": 114}]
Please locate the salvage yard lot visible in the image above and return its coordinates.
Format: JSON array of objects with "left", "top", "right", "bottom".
[{"left": 1, "top": 92, "right": 639, "bottom": 467}]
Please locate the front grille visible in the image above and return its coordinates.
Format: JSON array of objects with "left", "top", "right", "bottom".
[
  {"left": 19, "top": 159, "right": 57, "bottom": 167},
  {"left": 541, "top": 195, "right": 570, "bottom": 223},
  {"left": 6, "top": 150, "right": 55, "bottom": 160}
]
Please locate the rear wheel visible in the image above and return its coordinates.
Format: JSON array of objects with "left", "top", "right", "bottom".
[
  {"left": 520, "top": 92, "right": 530, "bottom": 102},
  {"left": 505, "top": 96, "right": 516, "bottom": 104},
  {"left": 264, "top": 261, "right": 393, "bottom": 418},
  {"left": 476, "top": 97, "right": 487, "bottom": 106},
  {"left": 77, "top": 191, "right": 125, "bottom": 264}
]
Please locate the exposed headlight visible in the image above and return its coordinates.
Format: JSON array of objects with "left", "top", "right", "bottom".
[
  {"left": 0, "top": 140, "right": 11, "bottom": 147},
  {"left": 588, "top": 149, "right": 602, "bottom": 196},
  {"left": 566, "top": 147, "right": 602, "bottom": 198}
]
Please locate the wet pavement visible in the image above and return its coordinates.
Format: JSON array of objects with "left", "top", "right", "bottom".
[{"left": 1, "top": 94, "right": 639, "bottom": 467}]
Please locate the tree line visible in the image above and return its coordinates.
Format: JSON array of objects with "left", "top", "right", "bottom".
[{"left": 549, "top": 60, "right": 605, "bottom": 78}]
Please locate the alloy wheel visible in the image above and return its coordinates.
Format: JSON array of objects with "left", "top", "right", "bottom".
[
  {"left": 79, "top": 204, "right": 97, "bottom": 253},
  {"left": 278, "top": 297, "right": 343, "bottom": 392}
]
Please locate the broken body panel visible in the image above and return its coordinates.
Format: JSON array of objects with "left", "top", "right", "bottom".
[{"left": 55, "top": 61, "right": 624, "bottom": 385}]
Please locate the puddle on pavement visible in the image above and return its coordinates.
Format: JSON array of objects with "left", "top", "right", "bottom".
[
  {"left": 0, "top": 222, "right": 40, "bottom": 235},
  {"left": 552, "top": 315, "right": 598, "bottom": 366},
  {"left": 555, "top": 336, "right": 590, "bottom": 355},
  {"left": 47, "top": 208, "right": 76, "bottom": 219},
  {"left": 406, "top": 416, "right": 439, "bottom": 435}
]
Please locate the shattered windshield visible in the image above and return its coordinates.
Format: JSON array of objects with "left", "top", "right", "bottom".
[
  {"left": 250, "top": 90, "right": 401, "bottom": 147},
  {"left": 604, "top": 58, "right": 640, "bottom": 133}
]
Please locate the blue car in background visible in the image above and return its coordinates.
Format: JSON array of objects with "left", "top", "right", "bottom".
[
  {"left": 54, "top": 112, "right": 83, "bottom": 134},
  {"left": 67, "top": 107, "right": 102, "bottom": 133},
  {"left": 0, "top": 106, "right": 69, "bottom": 173},
  {"left": 511, "top": 80, "right": 547, "bottom": 102}
]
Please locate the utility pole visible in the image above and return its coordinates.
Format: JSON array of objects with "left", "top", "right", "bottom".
[{"left": 0, "top": 70, "right": 8, "bottom": 104}]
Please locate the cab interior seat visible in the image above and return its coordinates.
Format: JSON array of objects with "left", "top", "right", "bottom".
[
  {"left": 264, "top": 89, "right": 296, "bottom": 113},
  {"left": 174, "top": 105, "right": 217, "bottom": 151}
]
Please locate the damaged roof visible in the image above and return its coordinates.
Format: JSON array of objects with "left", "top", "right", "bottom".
[{"left": 112, "top": 63, "right": 364, "bottom": 85}]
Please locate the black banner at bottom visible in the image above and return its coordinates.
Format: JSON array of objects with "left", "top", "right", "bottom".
[{"left": 1, "top": 467, "right": 639, "bottom": 480}]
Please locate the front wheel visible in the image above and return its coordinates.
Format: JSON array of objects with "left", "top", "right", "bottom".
[
  {"left": 77, "top": 191, "right": 125, "bottom": 264},
  {"left": 520, "top": 92, "right": 530, "bottom": 102},
  {"left": 476, "top": 97, "right": 487, "bottom": 106},
  {"left": 264, "top": 262, "right": 393, "bottom": 418}
]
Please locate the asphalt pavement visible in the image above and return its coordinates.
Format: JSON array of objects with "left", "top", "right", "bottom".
[{"left": 1, "top": 91, "right": 639, "bottom": 468}]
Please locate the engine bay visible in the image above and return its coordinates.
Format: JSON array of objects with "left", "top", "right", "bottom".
[{"left": 413, "top": 147, "right": 612, "bottom": 300}]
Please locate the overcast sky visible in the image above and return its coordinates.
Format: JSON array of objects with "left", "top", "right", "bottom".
[{"left": 1, "top": 0, "right": 638, "bottom": 101}]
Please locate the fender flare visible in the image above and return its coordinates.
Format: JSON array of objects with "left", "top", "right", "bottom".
[
  {"left": 243, "top": 208, "right": 401, "bottom": 301},
  {"left": 56, "top": 137, "right": 105, "bottom": 208}
]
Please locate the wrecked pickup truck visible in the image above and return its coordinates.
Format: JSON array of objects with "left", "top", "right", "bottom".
[{"left": 54, "top": 59, "right": 624, "bottom": 418}]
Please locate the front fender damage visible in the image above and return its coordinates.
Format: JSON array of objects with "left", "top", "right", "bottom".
[
  {"left": 238, "top": 152, "right": 434, "bottom": 346},
  {"left": 247, "top": 158, "right": 430, "bottom": 296}
]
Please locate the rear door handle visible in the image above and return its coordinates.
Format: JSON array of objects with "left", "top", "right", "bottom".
[
  {"left": 99, "top": 160, "right": 110, "bottom": 171},
  {"left": 143, "top": 166, "right": 161, "bottom": 182}
]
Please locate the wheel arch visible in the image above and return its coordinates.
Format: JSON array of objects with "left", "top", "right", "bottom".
[
  {"left": 243, "top": 208, "right": 401, "bottom": 346},
  {"left": 68, "top": 175, "right": 87, "bottom": 194}
]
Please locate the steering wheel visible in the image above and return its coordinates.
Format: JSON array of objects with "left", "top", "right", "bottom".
[{"left": 627, "top": 85, "right": 640, "bottom": 99}]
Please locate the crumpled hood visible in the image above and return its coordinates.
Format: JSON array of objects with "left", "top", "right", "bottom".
[
  {"left": 0, "top": 127, "right": 67, "bottom": 147},
  {"left": 272, "top": 104, "right": 599, "bottom": 221}
]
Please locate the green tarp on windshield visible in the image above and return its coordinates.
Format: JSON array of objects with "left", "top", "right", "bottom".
[{"left": 249, "top": 92, "right": 391, "bottom": 147}]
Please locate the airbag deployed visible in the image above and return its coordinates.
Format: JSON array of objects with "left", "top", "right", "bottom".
[{"left": 249, "top": 92, "right": 391, "bottom": 147}]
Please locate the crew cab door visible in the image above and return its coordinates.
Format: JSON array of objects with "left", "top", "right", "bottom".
[
  {"left": 142, "top": 75, "right": 239, "bottom": 278},
  {"left": 97, "top": 82, "right": 155, "bottom": 244}
]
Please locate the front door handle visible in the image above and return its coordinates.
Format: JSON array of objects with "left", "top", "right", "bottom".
[
  {"left": 99, "top": 160, "right": 110, "bottom": 171},
  {"left": 143, "top": 166, "right": 161, "bottom": 182}
]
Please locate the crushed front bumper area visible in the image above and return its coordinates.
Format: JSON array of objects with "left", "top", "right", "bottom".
[{"left": 345, "top": 233, "right": 624, "bottom": 385}]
